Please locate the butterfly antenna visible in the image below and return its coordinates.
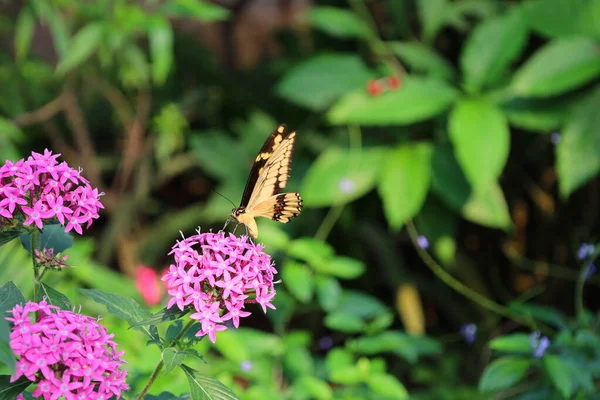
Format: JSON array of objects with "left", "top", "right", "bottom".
[{"left": 212, "top": 188, "right": 237, "bottom": 208}]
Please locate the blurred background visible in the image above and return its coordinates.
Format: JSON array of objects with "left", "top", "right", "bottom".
[{"left": 0, "top": 0, "right": 599, "bottom": 398}]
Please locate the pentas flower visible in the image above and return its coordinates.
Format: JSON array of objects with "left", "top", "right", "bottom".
[
  {"left": 0, "top": 149, "right": 103, "bottom": 234},
  {"left": 7, "top": 300, "right": 128, "bottom": 399},
  {"left": 162, "top": 231, "right": 278, "bottom": 343}
]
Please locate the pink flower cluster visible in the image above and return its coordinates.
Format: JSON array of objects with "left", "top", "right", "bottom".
[
  {"left": 7, "top": 300, "right": 128, "bottom": 399},
  {"left": 0, "top": 149, "right": 104, "bottom": 234},
  {"left": 162, "top": 231, "right": 278, "bottom": 343}
]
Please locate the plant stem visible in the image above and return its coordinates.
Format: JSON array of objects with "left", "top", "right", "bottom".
[
  {"left": 314, "top": 205, "right": 344, "bottom": 242},
  {"left": 348, "top": 0, "right": 406, "bottom": 75},
  {"left": 406, "top": 220, "right": 552, "bottom": 335},
  {"left": 135, "top": 319, "right": 197, "bottom": 400},
  {"left": 31, "top": 230, "right": 40, "bottom": 300},
  {"left": 575, "top": 249, "right": 598, "bottom": 319}
]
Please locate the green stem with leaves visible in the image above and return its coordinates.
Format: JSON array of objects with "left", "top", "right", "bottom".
[
  {"left": 406, "top": 220, "right": 552, "bottom": 335},
  {"left": 135, "top": 319, "right": 197, "bottom": 400}
]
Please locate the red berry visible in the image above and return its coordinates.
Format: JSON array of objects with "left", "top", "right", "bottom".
[
  {"left": 367, "top": 79, "right": 383, "bottom": 96},
  {"left": 387, "top": 75, "right": 401, "bottom": 90}
]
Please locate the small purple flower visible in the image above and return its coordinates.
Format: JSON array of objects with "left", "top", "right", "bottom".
[
  {"left": 417, "top": 235, "right": 429, "bottom": 250},
  {"left": 240, "top": 360, "right": 253, "bottom": 372},
  {"left": 585, "top": 264, "right": 596, "bottom": 280},
  {"left": 338, "top": 178, "right": 355, "bottom": 194},
  {"left": 6, "top": 300, "right": 128, "bottom": 398},
  {"left": 577, "top": 243, "right": 595, "bottom": 260},
  {"left": 460, "top": 323, "right": 477, "bottom": 344},
  {"left": 162, "top": 231, "right": 278, "bottom": 343},
  {"left": 318, "top": 336, "right": 334, "bottom": 350},
  {"left": 550, "top": 132, "right": 561, "bottom": 145},
  {"left": 530, "top": 331, "right": 550, "bottom": 358}
]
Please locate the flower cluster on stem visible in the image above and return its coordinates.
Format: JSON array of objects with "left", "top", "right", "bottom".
[
  {"left": 0, "top": 149, "right": 104, "bottom": 234},
  {"left": 8, "top": 300, "right": 128, "bottom": 399},
  {"left": 162, "top": 231, "right": 278, "bottom": 343}
]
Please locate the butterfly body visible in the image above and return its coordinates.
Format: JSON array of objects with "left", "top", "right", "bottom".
[{"left": 232, "top": 124, "right": 302, "bottom": 238}]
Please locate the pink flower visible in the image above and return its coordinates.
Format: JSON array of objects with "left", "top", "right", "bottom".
[
  {"left": 162, "top": 231, "right": 278, "bottom": 343},
  {"left": 6, "top": 301, "right": 128, "bottom": 399},
  {"left": 135, "top": 265, "right": 164, "bottom": 306},
  {"left": 0, "top": 149, "right": 103, "bottom": 234}
]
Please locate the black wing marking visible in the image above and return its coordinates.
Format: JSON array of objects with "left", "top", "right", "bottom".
[{"left": 238, "top": 124, "right": 293, "bottom": 208}]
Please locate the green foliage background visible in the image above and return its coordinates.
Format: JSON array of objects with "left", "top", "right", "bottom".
[{"left": 1, "top": 0, "right": 600, "bottom": 398}]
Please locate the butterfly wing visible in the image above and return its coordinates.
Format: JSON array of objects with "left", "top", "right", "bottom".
[
  {"left": 233, "top": 124, "right": 301, "bottom": 238},
  {"left": 246, "top": 128, "right": 297, "bottom": 207},
  {"left": 251, "top": 192, "right": 302, "bottom": 223},
  {"left": 238, "top": 124, "right": 294, "bottom": 208}
]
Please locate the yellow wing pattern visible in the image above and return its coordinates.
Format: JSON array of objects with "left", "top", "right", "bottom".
[{"left": 232, "top": 124, "right": 302, "bottom": 238}]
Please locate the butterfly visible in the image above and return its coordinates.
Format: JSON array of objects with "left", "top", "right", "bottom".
[{"left": 231, "top": 124, "right": 302, "bottom": 238}]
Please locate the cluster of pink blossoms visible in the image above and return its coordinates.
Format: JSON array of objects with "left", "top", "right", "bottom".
[
  {"left": 162, "top": 231, "right": 278, "bottom": 343},
  {"left": 8, "top": 300, "right": 128, "bottom": 399},
  {"left": 0, "top": 149, "right": 104, "bottom": 234}
]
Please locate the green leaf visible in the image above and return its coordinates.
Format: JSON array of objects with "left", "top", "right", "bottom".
[
  {"left": 460, "top": 7, "right": 527, "bottom": 92},
  {"left": 378, "top": 142, "right": 432, "bottom": 230},
  {"left": 0, "top": 231, "right": 22, "bottom": 248},
  {"left": 432, "top": 143, "right": 512, "bottom": 230},
  {"left": 78, "top": 289, "right": 154, "bottom": 337},
  {"left": 366, "top": 373, "right": 409, "bottom": 400},
  {"left": 181, "top": 364, "right": 240, "bottom": 400},
  {"left": 163, "top": 348, "right": 195, "bottom": 376},
  {"left": 56, "top": 22, "right": 103, "bottom": 75},
  {"left": 325, "top": 311, "right": 366, "bottom": 333},
  {"left": 417, "top": 0, "right": 449, "bottom": 43},
  {"left": 0, "top": 340, "right": 15, "bottom": 374},
  {"left": 502, "top": 95, "right": 575, "bottom": 133},
  {"left": 461, "top": 184, "right": 512, "bottom": 230},
  {"left": 390, "top": 41, "right": 455, "bottom": 81},
  {"left": 0, "top": 117, "right": 23, "bottom": 141},
  {"left": 288, "top": 238, "right": 335, "bottom": 269},
  {"left": 317, "top": 256, "right": 365, "bottom": 279},
  {"left": 292, "top": 376, "right": 334, "bottom": 400},
  {"left": 0, "top": 375, "right": 30, "bottom": 400},
  {"left": 489, "top": 333, "right": 532, "bottom": 353},
  {"left": 347, "top": 331, "right": 442, "bottom": 363},
  {"left": 190, "top": 130, "right": 247, "bottom": 180},
  {"left": 160, "top": 0, "right": 230, "bottom": 22},
  {"left": 511, "top": 37, "right": 600, "bottom": 97},
  {"left": 479, "top": 357, "right": 531, "bottom": 392},
  {"left": 522, "top": 0, "right": 598, "bottom": 39},
  {"left": 282, "top": 261, "right": 314, "bottom": 303},
  {"left": 328, "top": 77, "right": 458, "bottom": 125},
  {"left": 42, "top": 5, "right": 69, "bottom": 58},
  {"left": 449, "top": 99, "right": 510, "bottom": 192},
  {"left": 20, "top": 224, "right": 73, "bottom": 253},
  {"left": 414, "top": 197, "right": 457, "bottom": 267},
  {"left": 544, "top": 355, "right": 573, "bottom": 398},
  {"left": 301, "top": 147, "right": 384, "bottom": 207},
  {"left": 35, "top": 283, "right": 71, "bottom": 310},
  {"left": 148, "top": 17, "right": 174, "bottom": 85},
  {"left": 130, "top": 307, "right": 189, "bottom": 329},
  {"left": 333, "top": 290, "right": 389, "bottom": 319},
  {"left": 277, "top": 53, "right": 373, "bottom": 111},
  {"left": 15, "top": 8, "right": 35, "bottom": 62},
  {"left": 308, "top": 7, "right": 369, "bottom": 39},
  {"left": 146, "top": 392, "right": 189, "bottom": 400},
  {"left": 556, "top": 86, "right": 600, "bottom": 197},
  {"left": 0, "top": 282, "right": 25, "bottom": 318},
  {"left": 508, "top": 302, "right": 568, "bottom": 329},
  {"left": 315, "top": 276, "right": 341, "bottom": 312}
]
